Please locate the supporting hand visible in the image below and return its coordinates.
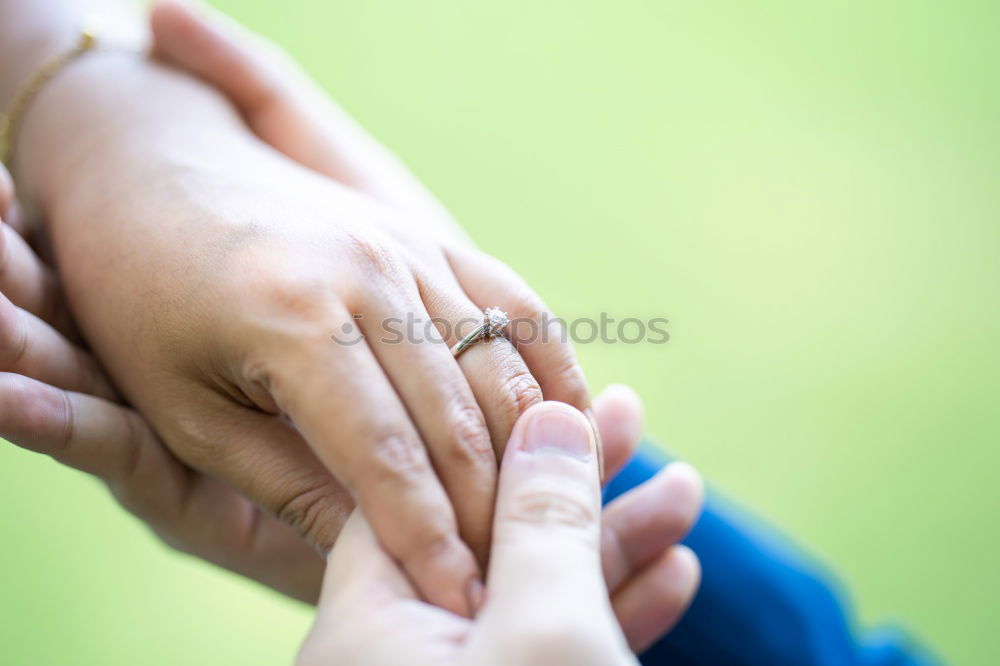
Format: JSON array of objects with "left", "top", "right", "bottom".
[{"left": 298, "top": 401, "right": 701, "bottom": 665}]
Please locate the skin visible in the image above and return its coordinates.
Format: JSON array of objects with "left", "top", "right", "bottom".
[
  {"left": 5, "top": 0, "right": 587, "bottom": 616},
  {"left": 3, "top": 163, "right": 703, "bottom": 645},
  {"left": 0, "top": 1, "right": 702, "bottom": 649},
  {"left": 299, "top": 402, "right": 700, "bottom": 666}
]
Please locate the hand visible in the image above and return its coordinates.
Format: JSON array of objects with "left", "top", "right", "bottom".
[
  {"left": 147, "top": 11, "right": 703, "bottom": 645},
  {"left": 298, "top": 401, "right": 701, "bottom": 665},
  {"left": 20, "top": 47, "right": 586, "bottom": 617},
  {"left": 3, "top": 166, "right": 700, "bottom": 634},
  {"left": 149, "top": 0, "right": 589, "bottom": 423},
  {"left": 0, "top": 164, "right": 326, "bottom": 602},
  {"left": 149, "top": 0, "right": 466, "bottom": 242},
  {"left": 148, "top": 0, "right": 591, "bottom": 444}
]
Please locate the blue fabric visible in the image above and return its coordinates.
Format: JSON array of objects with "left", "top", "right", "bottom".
[{"left": 603, "top": 444, "right": 938, "bottom": 666}]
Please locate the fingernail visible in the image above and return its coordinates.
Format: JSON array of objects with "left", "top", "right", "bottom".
[
  {"left": 582, "top": 407, "right": 606, "bottom": 481},
  {"left": 467, "top": 578, "right": 485, "bottom": 614},
  {"left": 522, "top": 406, "right": 593, "bottom": 460}
]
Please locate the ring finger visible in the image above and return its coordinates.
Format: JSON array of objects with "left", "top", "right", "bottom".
[
  {"left": 353, "top": 276, "right": 498, "bottom": 563},
  {"left": 416, "top": 272, "right": 543, "bottom": 459}
]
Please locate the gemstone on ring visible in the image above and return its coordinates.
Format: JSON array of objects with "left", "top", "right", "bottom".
[
  {"left": 484, "top": 307, "right": 510, "bottom": 337},
  {"left": 451, "top": 306, "right": 510, "bottom": 358}
]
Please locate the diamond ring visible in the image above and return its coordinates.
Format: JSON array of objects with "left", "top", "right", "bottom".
[{"left": 451, "top": 307, "right": 510, "bottom": 358}]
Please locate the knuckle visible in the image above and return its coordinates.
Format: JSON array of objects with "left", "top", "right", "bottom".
[
  {"left": 110, "top": 409, "right": 146, "bottom": 481},
  {"left": 502, "top": 487, "right": 598, "bottom": 531},
  {"left": 0, "top": 372, "right": 62, "bottom": 437},
  {"left": 496, "top": 361, "right": 543, "bottom": 425},
  {"left": 218, "top": 241, "right": 336, "bottom": 328},
  {"left": 0, "top": 297, "right": 28, "bottom": 370},
  {"left": 354, "top": 430, "right": 429, "bottom": 487},
  {"left": 276, "top": 478, "right": 347, "bottom": 550},
  {"left": 344, "top": 232, "right": 404, "bottom": 278},
  {"left": 255, "top": 273, "right": 333, "bottom": 323},
  {"left": 444, "top": 401, "right": 495, "bottom": 469}
]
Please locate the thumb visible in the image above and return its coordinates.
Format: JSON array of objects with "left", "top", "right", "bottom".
[{"left": 486, "top": 402, "right": 605, "bottom": 611}]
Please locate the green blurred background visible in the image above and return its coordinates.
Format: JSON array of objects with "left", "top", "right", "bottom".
[{"left": 3, "top": 0, "right": 999, "bottom": 663}]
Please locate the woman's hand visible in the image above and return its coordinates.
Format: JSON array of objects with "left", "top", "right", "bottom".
[
  {"left": 9, "top": 3, "right": 698, "bottom": 635},
  {"left": 2, "top": 176, "right": 701, "bottom": 634},
  {"left": 17, "top": 46, "right": 584, "bottom": 617},
  {"left": 299, "top": 401, "right": 701, "bottom": 665},
  {"left": 0, "top": 167, "right": 700, "bottom": 632},
  {"left": 4, "top": 156, "right": 699, "bottom": 632},
  {"left": 0, "top": 162, "right": 327, "bottom": 602},
  {"left": 4, "top": 22, "right": 700, "bottom": 640},
  {"left": 147, "top": 10, "right": 703, "bottom": 646},
  {"left": 148, "top": 0, "right": 591, "bottom": 436}
]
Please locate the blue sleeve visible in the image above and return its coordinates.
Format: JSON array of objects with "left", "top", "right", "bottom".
[{"left": 603, "top": 443, "right": 938, "bottom": 666}]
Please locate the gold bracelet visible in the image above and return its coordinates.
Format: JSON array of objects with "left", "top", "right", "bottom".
[{"left": 0, "top": 28, "right": 99, "bottom": 166}]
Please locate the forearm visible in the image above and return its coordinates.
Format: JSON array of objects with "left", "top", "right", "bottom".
[
  {"left": 16, "top": 53, "right": 240, "bottom": 310},
  {"left": 0, "top": 0, "right": 146, "bottom": 150},
  {"left": 0, "top": 0, "right": 251, "bottom": 203},
  {"left": 20, "top": 55, "right": 246, "bottom": 211}
]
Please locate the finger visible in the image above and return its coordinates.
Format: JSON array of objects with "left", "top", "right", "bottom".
[
  {"left": 0, "top": 291, "right": 115, "bottom": 399},
  {"left": 0, "top": 372, "right": 324, "bottom": 602},
  {"left": 149, "top": 0, "right": 458, "bottom": 230},
  {"left": 171, "top": 469, "right": 326, "bottom": 604},
  {"left": 0, "top": 372, "right": 171, "bottom": 483},
  {"left": 150, "top": 0, "right": 296, "bottom": 124},
  {"left": 355, "top": 282, "right": 497, "bottom": 564},
  {"left": 487, "top": 402, "right": 604, "bottom": 611},
  {"left": 0, "top": 222, "right": 76, "bottom": 334},
  {"left": 150, "top": 381, "right": 354, "bottom": 562},
  {"left": 417, "top": 274, "right": 542, "bottom": 458},
  {"left": 267, "top": 320, "right": 482, "bottom": 617},
  {"left": 593, "top": 383, "right": 644, "bottom": 482},
  {"left": 445, "top": 245, "right": 590, "bottom": 412},
  {"left": 612, "top": 545, "right": 701, "bottom": 653},
  {"left": 601, "top": 462, "right": 703, "bottom": 592}
]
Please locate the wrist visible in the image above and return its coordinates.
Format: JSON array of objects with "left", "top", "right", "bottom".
[
  {"left": 17, "top": 50, "right": 245, "bottom": 211},
  {"left": 0, "top": 21, "right": 79, "bottom": 112},
  {"left": 0, "top": 0, "right": 141, "bottom": 107}
]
